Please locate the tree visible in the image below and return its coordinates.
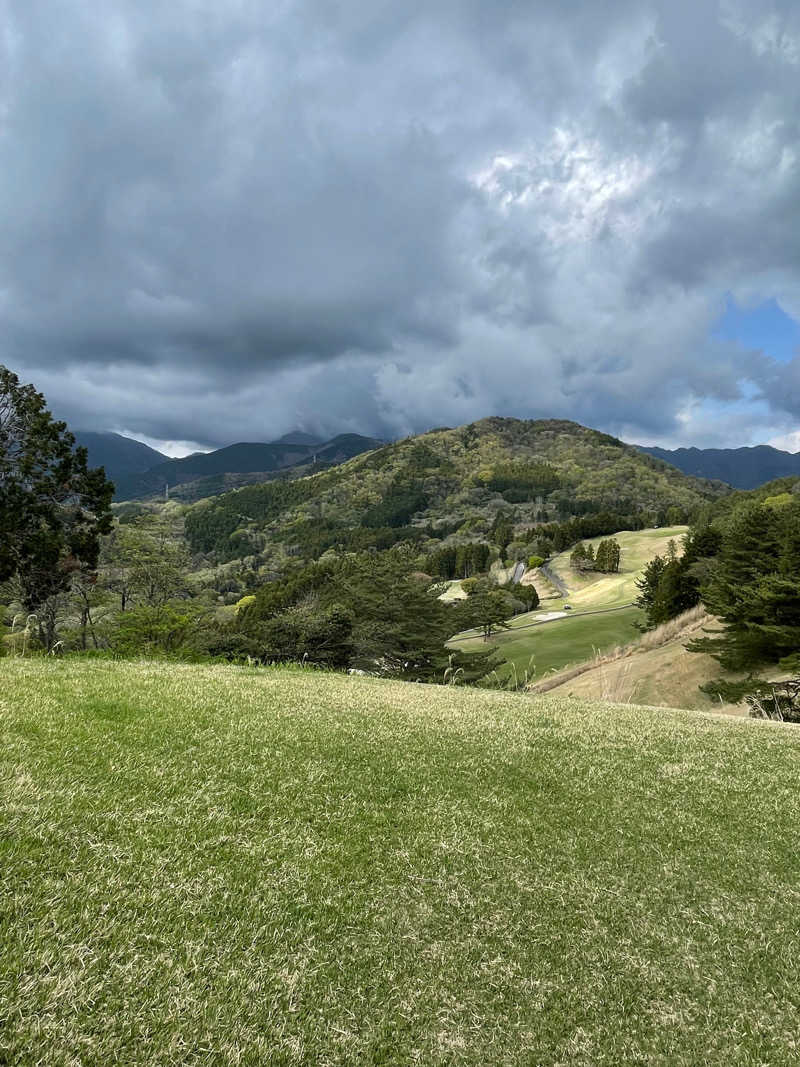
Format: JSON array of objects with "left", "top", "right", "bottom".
[
  {"left": 689, "top": 502, "right": 800, "bottom": 669},
  {"left": 570, "top": 542, "right": 595, "bottom": 572},
  {"left": 464, "top": 588, "right": 514, "bottom": 640},
  {"left": 595, "top": 538, "right": 621, "bottom": 573},
  {"left": 515, "top": 583, "right": 540, "bottom": 611},
  {"left": 102, "top": 521, "right": 188, "bottom": 611},
  {"left": 242, "top": 549, "right": 501, "bottom": 682},
  {"left": 0, "top": 366, "right": 113, "bottom": 649}
]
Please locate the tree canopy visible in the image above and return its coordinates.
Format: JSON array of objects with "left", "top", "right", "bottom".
[{"left": 0, "top": 366, "right": 113, "bottom": 646}]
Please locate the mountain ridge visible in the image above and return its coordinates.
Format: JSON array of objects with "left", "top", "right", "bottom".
[
  {"left": 639, "top": 443, "right": 800, "bottom": 489},
  {"left": 112, "top": 433, "right": 385, "bottom": 501},
  {"left": 73, "top": 431, "right": 168, "bottom": 483},
  {"left": 182, "top": 416, "right": 727, "bottom": 564}
]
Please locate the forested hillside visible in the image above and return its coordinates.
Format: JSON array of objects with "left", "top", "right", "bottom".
[
  {"left": 113, "top": 433, "right": 383, "bottom": 501},
  {"left": 184, "top": 417, "right": 723, "bottom": 568}
]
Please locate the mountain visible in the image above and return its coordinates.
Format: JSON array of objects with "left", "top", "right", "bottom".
[
  {"left": 74, "top": 432, "right": 167, "bottom": 484},
  {"left": 113, "top": 433, "right": 384, "bottom": 501},
  {"left": 275, "top": 431, "right": 325, "bottom": 446},
  {"left": 638, "top": 444, "right": 800, "bottom": 490},
  {"left": 183, "top": 417, "right": 726, "bottom": 563}
]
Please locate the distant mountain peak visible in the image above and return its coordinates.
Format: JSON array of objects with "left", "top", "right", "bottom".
[
  {"left": 73, "top": 431, "right": 168, "bottom": 483},
  {"left": 638, "top": 443, "right": 800, "bottom": 489},
  {"left": 274, "top": 431, "right": 325, "bottom": 446}
]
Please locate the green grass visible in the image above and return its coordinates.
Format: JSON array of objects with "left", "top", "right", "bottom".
[
  {"left": 449, "top": 528, "right": 687, "bottom": 682},
  {"left": 547, "top": 526, "right": 689, "bottom": 612},
  {"left": 3, "top": 659, "right": 800, "bottom": 1064},
  {"left": 457, "top": 605, "right": 644, "bottom": 684}
]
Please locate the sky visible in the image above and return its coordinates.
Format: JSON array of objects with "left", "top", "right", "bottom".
[{"left": 2, "top": 1, "right": 800, "bottom": 457}]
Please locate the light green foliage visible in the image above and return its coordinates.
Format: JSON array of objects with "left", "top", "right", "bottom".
[
  {"left": 762, "top": 492, "right": 793, "bottom": 509},
  {"left": 181, "top": 418, "right": 721, "bottom": 567},
  {"left": 2, "top": 659, "right": 800, "bottom": 1063}
]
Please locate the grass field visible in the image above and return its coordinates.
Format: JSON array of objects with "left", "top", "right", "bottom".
[
  {"left": 3, "top": 658, "right": 800, "bottom": 1064},
  {"left": 449, "top": 528, "right": 687, "bottom": 683},
  {"left": 455, "top": 606, "right": 644, "bottom": 686},
  {"left": 546, "top": 526, "right": 689, "bottom": 613}
]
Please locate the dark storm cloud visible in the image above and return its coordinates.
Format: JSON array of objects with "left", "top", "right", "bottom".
[{"left": 2, "top": 0, "right": 800, "bottom": 449}]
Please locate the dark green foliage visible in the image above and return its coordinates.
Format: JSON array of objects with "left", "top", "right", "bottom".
[
  {"left": 0, "top": 366, "right": 114, "bottom": 647},
  {"left": 514, "top": 584, "right": 540, "bottom": 611},
  {"left": 461, "top": 588, "right": 515, "bottom": 640},
  {"left": 184, "top": 477, "right": 329, "bottom": 556},
  {"left": 361, "top": 479, "right": 428, "bottom": 528},
  {"left": 594, "top": 538, "right": 621, "bottom": 573},
  {"left": 490, "top": 511, "right": 515, "bottom": 553},
  {"left": 255, "top": 603, "right": 355, "bottom": 670},
  {"left": 635, "top": 525, "right": 723, "bottom": 629},
  {"left": 243, "top": 550, "right": 501, "bottom": 682},
  {"left": 426, "top": 542, "right": 491, "bottom": 579},
  {"left": 688, "top": 501, "right": 800, "bottom": 669},
  {"left": 484, "top": 462, "right": 560, "bottom": 501},
  {"left": 699, "top": 676, "right": 767, "bottom": 705},
  {"left": 542, "top": 511, "right": 647, "bottom": 553}
]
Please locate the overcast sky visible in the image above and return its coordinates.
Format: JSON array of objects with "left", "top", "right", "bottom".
[{"left": 2, "top": 0, "right": 800, "bottom": 455}]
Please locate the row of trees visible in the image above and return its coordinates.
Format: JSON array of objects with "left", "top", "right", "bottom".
[
  {"left": 426, "top": 542, "right": 492, "bottom": 579},
  {"left": 569, "top": 538, "right": 621, "bottom": 574}
]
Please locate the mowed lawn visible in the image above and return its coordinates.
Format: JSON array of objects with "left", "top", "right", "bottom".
[
  {"left": 472, "top": 605, "right": 645, "bottom": 685},
  {"left": 450, "top": 528, "right": 687, "bottom": 682},
  {"left": 3, "top": 660, "right": 800, "bottom": 1065},
  {"left": 547, "top": 525, "right": 689, "bottom": 612}
]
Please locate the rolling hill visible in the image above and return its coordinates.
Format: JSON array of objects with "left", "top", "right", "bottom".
[
  {"left": 183, "top": 417, "right": 726, "bottom": 563},
  {"left": 639, "top": 443, "right": 800, "bottom": 489},
  {"left": 112, "top": 433, "right": 384, "bottom": 501},
  {"left": 449, "top": 526, "right": 688, "bottom": 684}
]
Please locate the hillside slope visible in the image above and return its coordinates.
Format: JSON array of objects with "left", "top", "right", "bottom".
[
  {"left": 3, "top": 658, "right": 799, "bottom": 1065},
  {"left": 184, "top": 418, "right": 723, "bottom": 563},
  {"left": 114, "top": 433, "right": 383, "bottom": 501},
  {"left": 639, "top": 443, "right": 800, "bottom": 489},
  {"left": 74, "top": 431, "right": 167, "bottom": 483}
]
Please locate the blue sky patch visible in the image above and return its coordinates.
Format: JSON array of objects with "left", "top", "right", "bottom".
[{"left": 714, "top": 296, "right": 800, "bottom": 365}]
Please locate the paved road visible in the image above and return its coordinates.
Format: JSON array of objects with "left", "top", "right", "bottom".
[{"left": 539, "top": 560, "right": 569, "bottom": 598}]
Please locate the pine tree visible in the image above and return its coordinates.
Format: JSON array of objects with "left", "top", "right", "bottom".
[{"left": 689, "top": 502, "right": 800, "bottom": 669}]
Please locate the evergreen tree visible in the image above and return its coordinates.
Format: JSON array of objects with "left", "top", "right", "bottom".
[
  {"left": 0, "top": 366, "right": 113, "bottom": 649},
  {"left": 570, "top": 542, "right": 587, "bottom": 570},
  {"left": 689, "top": 502, "right": 800, "bottom": 669}
]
